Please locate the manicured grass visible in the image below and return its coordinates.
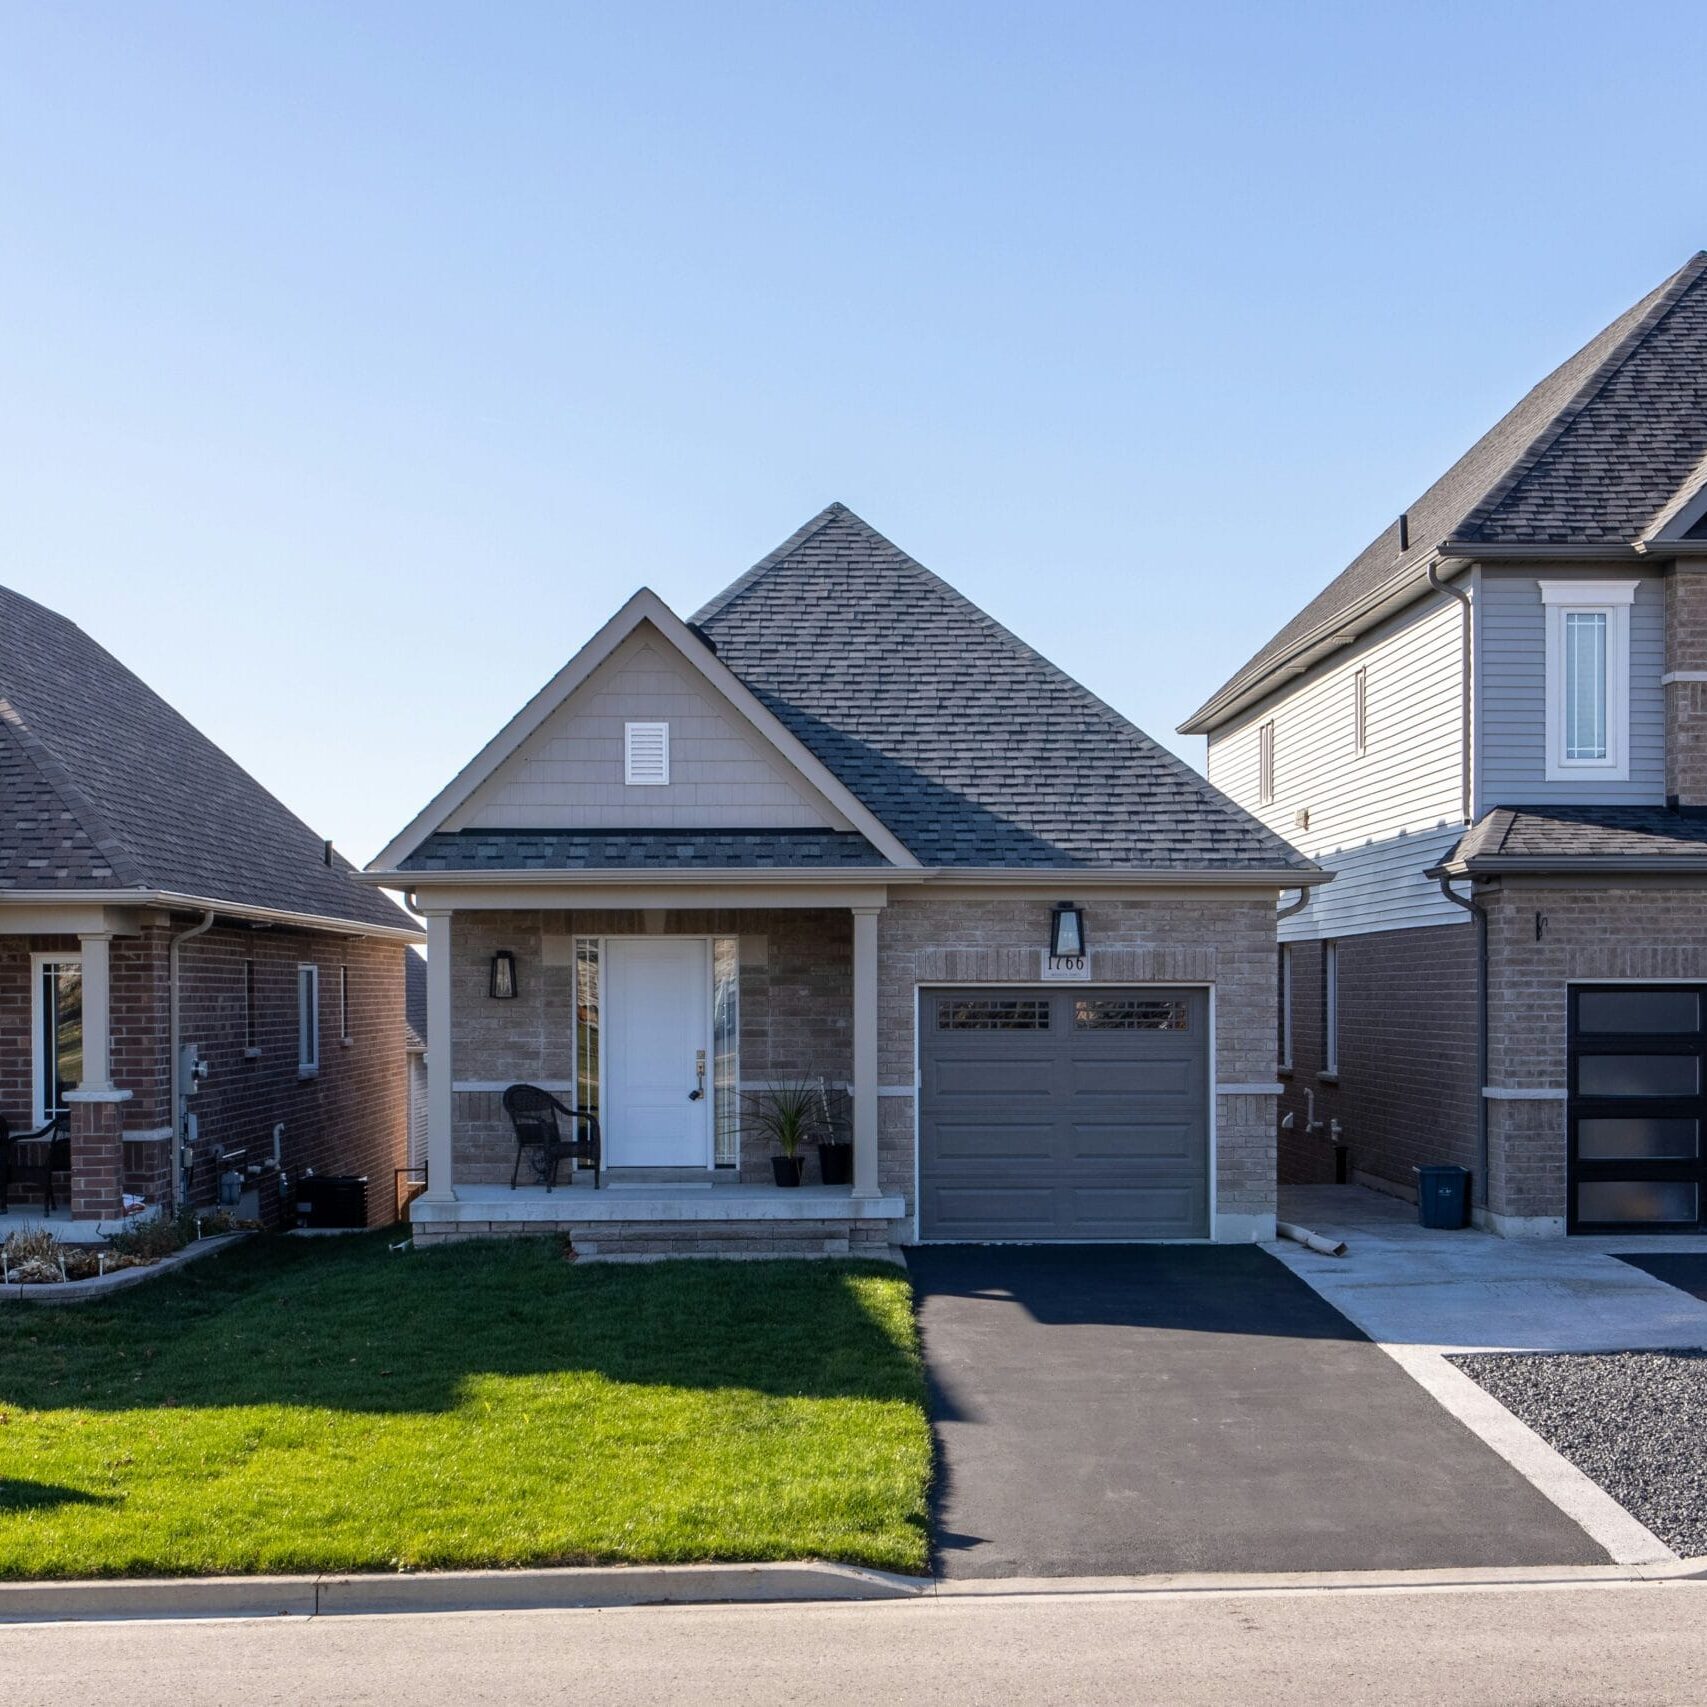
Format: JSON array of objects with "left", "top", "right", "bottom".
[{"left": 0, "top": 1233, "right": 932, "bottom": 1579}]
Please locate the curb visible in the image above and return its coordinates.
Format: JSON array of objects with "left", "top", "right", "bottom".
[
  {"left": 0, "top": 1561, "right": 928, "bottom": 1624},
  {"left": 1, "top": 1233, "right": 248, "bottom": 1306}
]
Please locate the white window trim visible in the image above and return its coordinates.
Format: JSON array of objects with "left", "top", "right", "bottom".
[
  {"left": 624, "top": 720, "right": 670, "bottom": 786},
  {"left": 298, "top": 963, "right": 320, "bottom": 1077},
  {"left": 1258, "top": 719, "right": 1275, "bottom": 806},
  {"left": 1323, "top": 941, "right": 1339, "bottom": 1077},
  {"left": 31, "top": 951, "right": 82, "bottom": 1128},
  {"left": 1278, "top": 944, "right": 1294, "bottom": 1072},
  {"left": 1539, "top": 579, "right": 1636, "bottom": 783},
  {"left": 1352, "top": 666, "right": 1368, "bottom": 757}
]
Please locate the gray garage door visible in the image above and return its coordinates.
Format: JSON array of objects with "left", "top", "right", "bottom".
[{"left": 919, "top": 986, "right": 1209, "bottom": 1241}]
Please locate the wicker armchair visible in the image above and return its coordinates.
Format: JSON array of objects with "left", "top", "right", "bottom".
[
  {"left": 502, "top": 1084, "right": 601, "bottom": 1191},
  {"left": 0, "top": 1111, "right": 72, "bottom": 1215}
]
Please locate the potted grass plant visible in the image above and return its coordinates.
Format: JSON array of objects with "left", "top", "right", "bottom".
[{"left": 743, "top": 1078, "right": 819, "bottom": 1187}]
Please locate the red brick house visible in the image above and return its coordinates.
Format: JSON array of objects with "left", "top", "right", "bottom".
[{"left": 0, "top": 582, "right": 422, "bottom": 1228}]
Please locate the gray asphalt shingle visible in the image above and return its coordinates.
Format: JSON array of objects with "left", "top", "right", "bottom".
[
  {"left": 0, "top": 582, "right": 414, "bottom": 931},
  {"left": 399, "top": 829, "right": 889, "bottom": 870},
  {"left": 1446, "top": 805, "right": 1707, "bottom": 867}
]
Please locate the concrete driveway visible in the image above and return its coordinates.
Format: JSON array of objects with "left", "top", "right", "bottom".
[{"left": 906, "top": 1244, "right": 1604, "bottom": 1579}]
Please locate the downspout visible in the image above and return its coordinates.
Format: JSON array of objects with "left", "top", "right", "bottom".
[
  {"left": 1276, "top": 888, "right": 1311, "bottom": 922},
  {"left": 1427, "top": 559, "right": 1474, "bottom": 826},
  {"left": 170, "top": 909, "right": 217, "bottom": 1207},
  {"left": 1436, "top": 875, "right": 1488, "bottom": 1214}
]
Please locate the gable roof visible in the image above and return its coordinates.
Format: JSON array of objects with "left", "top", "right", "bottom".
[
  {"left": 1182, "top": 251, "right": 1707, "bottom": 734},
  {"left": 0, "top": 582, "right": 417, "bottom": 935},
  {"left": 693, "top": 504, "right": 1315, "bottom": 871},
  {"left": 368, "top": 586, "right": 918, "bottom": 872}
]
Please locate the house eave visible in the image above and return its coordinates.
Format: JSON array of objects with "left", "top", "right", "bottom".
[
  {"left": 363, "top": 864, "right": 1329, "bottom": 890},
  {"left": 0, "top": 887, "right": 424, "bottom": 943},
  {"left": 1428, "top": 857, "right": 1707, "bottom": 880}
]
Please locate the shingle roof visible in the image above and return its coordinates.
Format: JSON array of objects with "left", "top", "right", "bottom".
[
  {"left": 0, "top": 582, "right": 416, "bottom": 932},
  {"left": 405, "top": 949, "right": 427, "bottom": 1049},
  {"left": 694, "top": 504, "right": 1315, "bottom": 871},
  {"left": 1184, "top": 252, "right": 1707, "bottom": 732},
  {"left": 1443, "top": 805, "right": 1707, "bottom": 869},
  {"left": 399, "top": 829, "right": 889, "bottom": 870}
]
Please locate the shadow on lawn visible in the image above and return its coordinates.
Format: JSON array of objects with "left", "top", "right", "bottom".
[
  {"left": 0, "top": 1231, "right": 923, "bottom": 1417},
  {"left": 0, "top": 1480, "right": 117, "bottom": 1513}
]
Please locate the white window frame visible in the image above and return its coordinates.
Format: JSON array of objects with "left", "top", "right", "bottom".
[
  {"left": 1352, "top": 666, "right": 1368, "bottom": 757},
  {"left": 624, "top": 720, "right": 670, "bottom": 786},
  {"left": 297, "top": 963, "right": 320, "bottom": 1076},
  {"left": 1540, "top": 580, "right": 1636, "bottom": 782},
  {"left": 31, "top": 952, "right": 83, "bottom": 1128},
  {"left": 1258, "top": 719, "right": 1275, "bottom": 806},
  {"left": 1278, "top": 943, "right": 1294, "bottom": 1072},
  {"left": 1323, "top": 941, "right": 1339, "bottom": 1077}
]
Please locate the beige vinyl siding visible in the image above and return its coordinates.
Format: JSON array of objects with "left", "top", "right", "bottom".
[
  {"left": 1208, "top": 593, "right": 1468, "bottom": 941},
  {"left": 1473, "top": 567, "right": 1665, "bottom": 812},
  {"left": 446, "top": 625, "right": 851, "bottom": 832}
]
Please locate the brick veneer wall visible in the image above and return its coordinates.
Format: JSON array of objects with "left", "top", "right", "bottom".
[
  {"left": 1665, "top": 568, "right": 1707, "bottom": 808},
  {"left": 875, "top": 892, "right": 1281, "bottom": 1234},
  {"left": 1276, "top": 923, "right": 1479, "bottom": 1196},
  {"left": 0, "top": 919, "right": 409, "bottom": 1226},
  {"left": 447, "top": 908, "right": 853, "bottom": 1186},
  {"left": 1482, "top": 878, "right": 1707, "bottom": 1225}
]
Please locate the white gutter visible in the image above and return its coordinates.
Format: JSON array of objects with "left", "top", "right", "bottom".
[{"left": 0, "top": 889, "right": 423, "bottom": 944}]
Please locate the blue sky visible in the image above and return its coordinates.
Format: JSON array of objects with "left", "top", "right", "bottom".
[{"left": 5, "top": 2, "right": 1707, "bottom": 862}]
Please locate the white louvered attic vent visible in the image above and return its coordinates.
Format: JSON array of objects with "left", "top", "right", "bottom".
[{"left": 624, "top": 721, "right": 670, "bottom": 786}]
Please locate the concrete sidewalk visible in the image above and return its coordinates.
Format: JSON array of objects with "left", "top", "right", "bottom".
[{"left": 1273, "top": 1185, "right": 1707, "bottom": 1353}]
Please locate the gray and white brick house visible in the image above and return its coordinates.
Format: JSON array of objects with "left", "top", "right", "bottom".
[
  {"left": 1183, "top": 250, "right": 1707, "bottom": 1238},
  {"left": 367, "top": 504, "right": 1322, "bottom": 1255}
]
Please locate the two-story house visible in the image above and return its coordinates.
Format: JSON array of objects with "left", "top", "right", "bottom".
[{"left": 1182, "top": 251, "right": 1707, "bottom": 1237}]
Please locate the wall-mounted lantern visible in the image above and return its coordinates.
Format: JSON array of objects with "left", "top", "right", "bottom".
[
  {"left": 489, "top": 950, "right": 518, "bottom": 1000},
  {"left": 1050, "top": 902, "right": 1085, "bottom": 959}
]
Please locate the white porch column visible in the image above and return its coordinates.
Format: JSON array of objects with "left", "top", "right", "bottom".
[
  {"left": 851, "top": 905, "right": 880, "bottom": 1201},
  {"left": 422, "top": 911, "right": 456, "bottom": 1202},
  {"left": 76, "top": 930, "right": 114, "bottom": 1092}
]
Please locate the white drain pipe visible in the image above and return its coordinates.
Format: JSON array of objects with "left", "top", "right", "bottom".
[{"left": 1277, "top": 1220, "right": 1348, "bottom": 1258}]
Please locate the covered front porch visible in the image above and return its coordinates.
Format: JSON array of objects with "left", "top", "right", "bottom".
[{"left": 409, "top": 884, "right": 906, "bottom": 1254}]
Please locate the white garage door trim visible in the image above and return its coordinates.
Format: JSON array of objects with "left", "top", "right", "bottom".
[{"left": 910, "top": 981, "right": 1217, "bottom": 1244}]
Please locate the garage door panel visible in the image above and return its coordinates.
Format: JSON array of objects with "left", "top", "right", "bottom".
[
  {"left": 930, "top": 1120, "right": 1057, "bottom": 1163},
  {"left": 1070, "top": 1120, "right": 1199, "bottom": 1162},
  {"left": 920, "top": 985, "right": 1209, "bottom": 1241}
]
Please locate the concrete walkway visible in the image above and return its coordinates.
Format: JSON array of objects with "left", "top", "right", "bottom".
[{"left": 1273, "top": 1185, "right": 1707, "bottom": 1352}]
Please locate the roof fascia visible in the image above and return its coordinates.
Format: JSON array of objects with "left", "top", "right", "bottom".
[
  {"left": 368, "top": 589, "right": 920, "bottom": 872},
  {"left": 365, "top": 864, "right": 1329, "bottom": 890},
  {"left": 0, "top": 888, "right": 424, "bottom": 942}
]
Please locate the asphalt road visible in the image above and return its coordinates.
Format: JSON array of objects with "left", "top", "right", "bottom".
[
  {"left": 907, "top": 1244, "right": 1603, "bottom": 1577},
  {"left": 6, "top": 1582, "right": 1707, "bottom": 1706}
]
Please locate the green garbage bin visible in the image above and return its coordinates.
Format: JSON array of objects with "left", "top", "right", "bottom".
[{"left": 1415, "top": 1164, "right": 1470, "bottom": 1230}]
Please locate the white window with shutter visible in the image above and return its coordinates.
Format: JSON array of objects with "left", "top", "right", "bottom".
[{"left": 624, "top": 721, "right": 670, "bottom": 785}]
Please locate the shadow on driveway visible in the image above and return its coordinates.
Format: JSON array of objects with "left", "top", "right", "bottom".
[{"left": 907, "top": 1244, "right": 1606, "bottom": 1578}]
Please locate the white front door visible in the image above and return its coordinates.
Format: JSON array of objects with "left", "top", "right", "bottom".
[{"left": 604, "top": 938, "right": 711, "bottom": 1168}]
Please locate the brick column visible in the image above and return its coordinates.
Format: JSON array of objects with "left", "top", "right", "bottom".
[
  {"left": 65, "top": 1090, "right": 132, "bottom": 1220},
  {"left": 1664, "top": 569, "right": 1707, "bottom": 807}
]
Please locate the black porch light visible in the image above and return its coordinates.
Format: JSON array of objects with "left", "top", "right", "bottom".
[
  {"left": 489, "top": 950, "right": 518, "bottom": 1000},
  {"left": 1050, "top": 902, "right": 1085, "bottom": 959}
]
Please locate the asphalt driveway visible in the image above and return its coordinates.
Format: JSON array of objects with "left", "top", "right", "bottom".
[{"left": 907, "top": 1244, "right": 1606, "bottom": 1578}]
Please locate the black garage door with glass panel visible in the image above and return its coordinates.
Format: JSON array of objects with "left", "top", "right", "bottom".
[
  {"left": 918, "top": 987, "right": 1209, "bottom": 1241},
  {"left": 1569, "top": 985, "right": 1707, "bottom": 1233}
]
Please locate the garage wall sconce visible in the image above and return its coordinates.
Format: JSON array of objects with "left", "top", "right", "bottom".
[
  {"left": 489, "top": 950, "right": 519, "bottom": 1000},
  {"left": 1050, "top": 902, "right": 1086, "bottom": 959}
]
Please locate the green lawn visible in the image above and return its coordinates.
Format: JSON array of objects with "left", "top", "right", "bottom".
[{"left": 0, "top": 1233, "right": 933, "bottom": 1579}]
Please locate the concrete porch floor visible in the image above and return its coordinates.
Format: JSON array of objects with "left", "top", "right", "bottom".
[{"left": 1273, "top": 1184, "right": 1707, "bottom": 1352}]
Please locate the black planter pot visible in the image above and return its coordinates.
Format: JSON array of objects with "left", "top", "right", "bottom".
[
  {"left": 772, "top": 1155, "right": 806, "bottom": 1188},
  {"left": 817, "top": 1141, "right": 854, "bottom": 1186}
]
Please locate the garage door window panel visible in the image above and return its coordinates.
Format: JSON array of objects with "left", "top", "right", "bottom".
[
  {"left": 938, "top": 998, "right": 1050, "bottom": 1030},
  {"left": 1073, "top": 998, "right": 1189, "bottom": 1031}
]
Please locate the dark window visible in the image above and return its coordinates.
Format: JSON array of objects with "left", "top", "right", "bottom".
[
  {"left": 244, "top": 960, "right": 257, "bottom": 1052},
  {"left": 1577, "top": 1055, "right": 1699, "bottom": 1098},
  {"left": 1576, "top": 1181, "right": 1698, "bottom": 1224},
  {"left": 1073, "top": 998, "right": 1189, "bottom": 1031},
  {"left": 340, "top": 965, "right": 351, "bottom": 1040},
  {"left": 1576, "top": 990, "right": 1699, "bottom": 1034},
  {"left": 938, "top": 999, "right": 1050, "bottom": 1031},
  {"left": 1576, "top": 1118, "right": 1698, "bottom": 1161}
]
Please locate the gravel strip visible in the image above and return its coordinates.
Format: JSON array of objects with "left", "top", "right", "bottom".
[{"left": 1450, "top": 1350, "right": 1707, "bottom": 1558}]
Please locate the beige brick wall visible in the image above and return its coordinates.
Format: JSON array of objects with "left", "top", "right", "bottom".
[
  {"left": 1666, "top": 569, "right": 1707, "bottom": 807},
  {"left": 448, "top": 892, "right": 1281, "bottom": 1235},
  {"left": 1484, "top": 879, "right": 1707, "bottom": 1222},
  {"left": 876, "top": 892, "right": 1280, "bottom": 1231}
]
